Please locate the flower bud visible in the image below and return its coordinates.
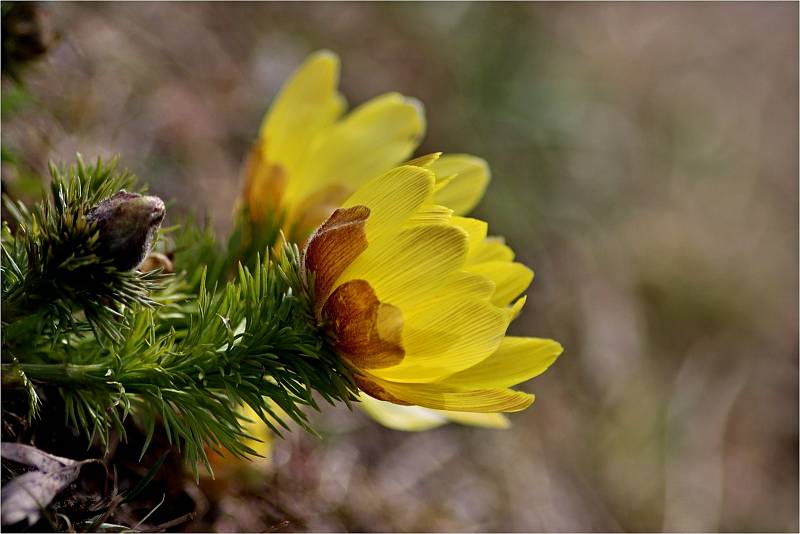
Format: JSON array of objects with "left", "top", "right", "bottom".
[{"left": 86, "top": 191, "right": 165, "bottom": 271}]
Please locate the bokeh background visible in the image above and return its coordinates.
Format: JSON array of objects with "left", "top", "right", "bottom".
[{"left": 2, "top": 2, "right": 797, "bottom": 532}]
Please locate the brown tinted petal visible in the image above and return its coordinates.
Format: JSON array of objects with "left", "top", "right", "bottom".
[
  {"left": 322, "top": 279, "right": 404, "bottom": 370},
  {"left": 289, "top": 184, "right": 351, "bottom": 245},
  {"left": 354, "top": 374, "right": 411, "bottom": 405},
  {"left": 303, "top": 205, "right": 370, "bottom": 309},
  {"left": 242, "top": 137, "right": 287, "bottom": 221}
]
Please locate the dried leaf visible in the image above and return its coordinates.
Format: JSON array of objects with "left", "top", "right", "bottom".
[
  {"left": 1, "top": 443, "right": 90, "bottom": 526},
  {"left": 1, "top": 442, "right": 76, "bottom": 471}
]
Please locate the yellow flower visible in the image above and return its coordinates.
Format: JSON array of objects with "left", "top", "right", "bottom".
[
  {"left": 303, "top": 155, "right": 562, "bottom": 415},
  {"left": 242, "top": 50, "right": 558, "bottom": 430},
  {"left": 240, "top": 50, "right": 489, "bottom": 242}
]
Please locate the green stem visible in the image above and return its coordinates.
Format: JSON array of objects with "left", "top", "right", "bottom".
[{"left": 1, "top": 362, "right": 108, "bottom": 387}]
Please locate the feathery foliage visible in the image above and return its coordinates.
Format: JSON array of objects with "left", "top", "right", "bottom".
[
  {"left": 1, "top": 156, "right": 357, "bottom": 477},
  {"left": 1, "top": 156, "right": 159, "bottom": 343}
]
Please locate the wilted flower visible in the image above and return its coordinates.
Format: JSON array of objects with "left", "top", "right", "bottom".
[{"left": 303, "top": 156, "right": 562, "bottom": 414}]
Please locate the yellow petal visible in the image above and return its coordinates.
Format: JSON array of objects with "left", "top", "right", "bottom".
[
  {"left": 438, "top": 271, "right": 496, "bottom": 302},
  {"left": 430, "top": 154, "right": 491, "bottom": 216},
  {"left": 290, "top": 93, "right": 426, "bottom": 202},
  {"left": 288, "top": 184, "right": 351, "bottom": 242},
  {"left": 507, "top": 295, "right": 527, "bottom": 321},
  {"left": 343, "top": 165, "right": 435, "bottom": 243},
  {"left": 358, "top": 393, "right": 447, "bottom": 431},
  {"left": 206, "top": 404, "right": 275, "bottom": 473},
  {"left": 441, "top": 337, "right": 563, "bottom": 389},
  {"left": 357, "top": 374, "right": 533, "bottom": 413},
  {"left": 336, "top": 223, "right": 468, "bottom": 308},
  {"left": 406, "top": 204, "right": 453, "bottom": 225},
  {"left": 406, "top": 152, "right": 442, "bottom": 168},
  {"left": 434, "top": 411, "right": 511, "bottom": 429},
  {"left": 237, "top": 404, "right": 275, "bottom": 458},
  {"left": 451, "top": 216, "right": 488, "bottom": 253},
  {"left": 241, "top": 146, "right": 287, "bottom": 221},
  {"left": 465, "top": 261, "right": 533, "bottom": 306},
  {"left": 260, "top": 50, "right": 346, "bottom": 175},
  {"left": 358, "top": 394, "right": 512, "bottom": 431},
  {"left": 375, "top": 295, "right": 508, "bottom": 382},
  {"left": 468, "top": 237, "right": 515, "bottom": 265}
]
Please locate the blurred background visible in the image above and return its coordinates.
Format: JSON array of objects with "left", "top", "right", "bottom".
[{"left": 2, "top": 2, "right": 797, "bottom": 532}]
